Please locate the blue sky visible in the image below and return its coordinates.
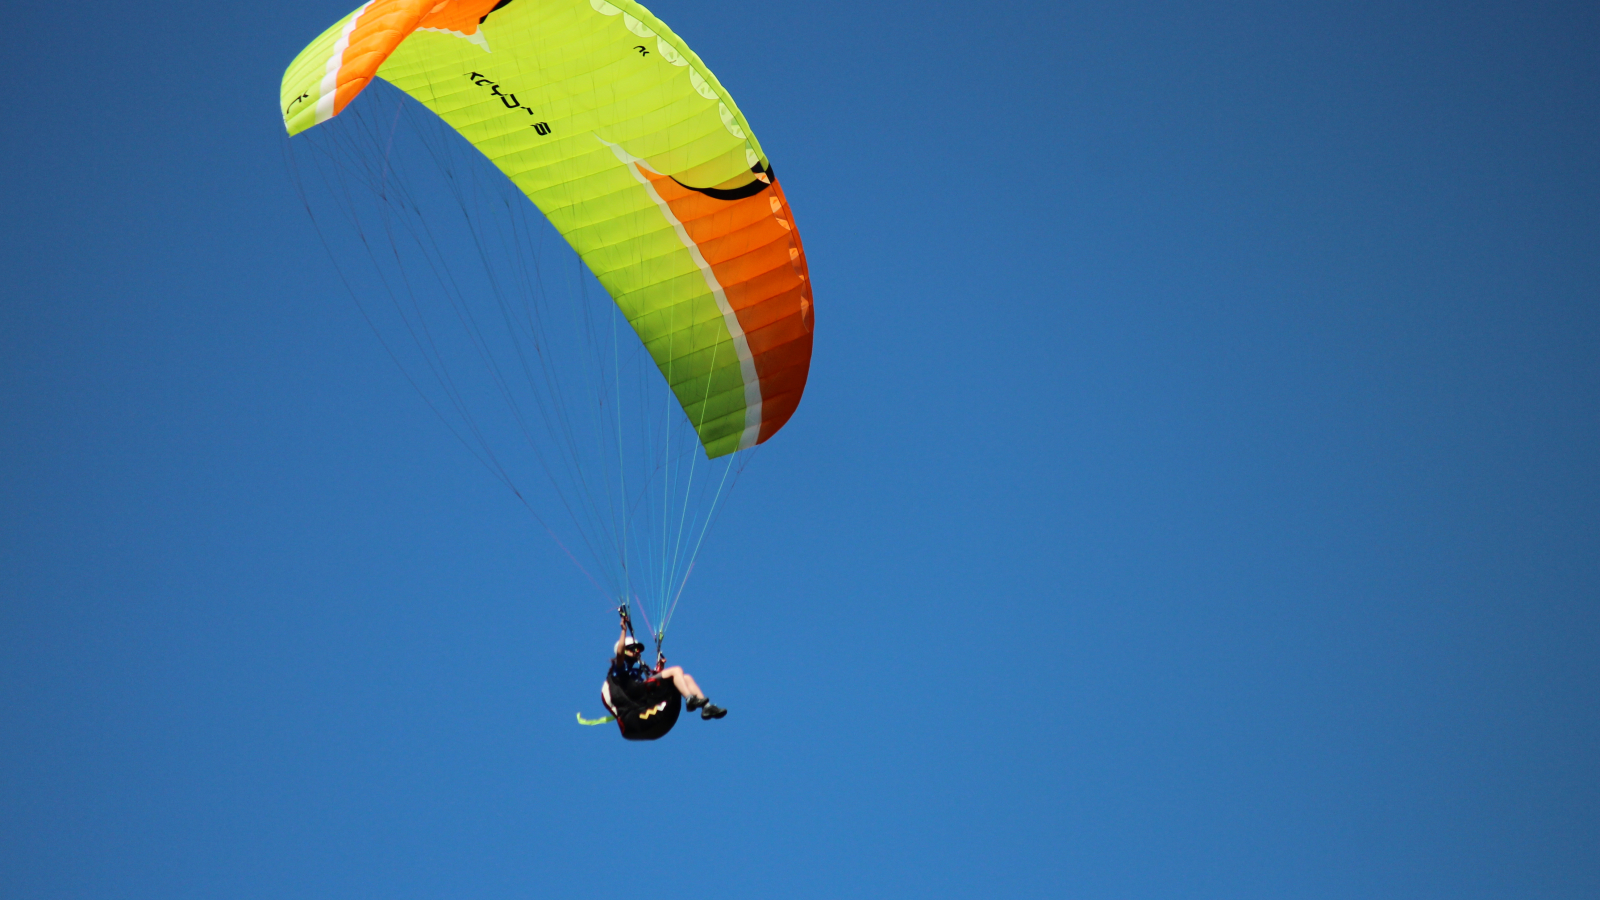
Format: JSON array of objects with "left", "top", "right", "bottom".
[{"left": 3, "top": 1, "right": 1597, "bottom": 897}]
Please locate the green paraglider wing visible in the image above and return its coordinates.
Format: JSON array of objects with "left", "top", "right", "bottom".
[{"left": 282, "top": 0, "right": 812, "bottom": 457}]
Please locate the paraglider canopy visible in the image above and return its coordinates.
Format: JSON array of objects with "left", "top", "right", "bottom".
[{"left": 281, "top": 0, "right": 813, "bottom": 459}]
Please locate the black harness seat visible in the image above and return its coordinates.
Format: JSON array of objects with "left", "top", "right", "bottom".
[{"left": 602, "top": 672, "right": 682, "bottom": 741}]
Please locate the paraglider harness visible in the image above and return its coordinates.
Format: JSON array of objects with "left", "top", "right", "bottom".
[{"left": 596, "top": 605, "right": 682, "bottom": 741}]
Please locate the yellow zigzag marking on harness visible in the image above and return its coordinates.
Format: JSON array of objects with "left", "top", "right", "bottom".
[{"left": 638, "top": 701, "right": 669, "bottom": 720}]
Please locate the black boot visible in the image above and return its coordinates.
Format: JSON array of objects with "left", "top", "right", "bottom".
[
  {"left": 701, "top": 703, "right": 727, "bottom": 720},
  {"left": 686, "top": 695, "right": 708, "bottom": 711}
]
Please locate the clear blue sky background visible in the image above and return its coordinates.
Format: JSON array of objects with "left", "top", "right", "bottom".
[{"left": 3, "top": 1, "right": 1597, "bottom": 897}]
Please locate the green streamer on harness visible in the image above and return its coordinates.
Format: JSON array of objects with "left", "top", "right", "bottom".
[{"left": 576, "top": 712, "right": 616, "bottom": 726}]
